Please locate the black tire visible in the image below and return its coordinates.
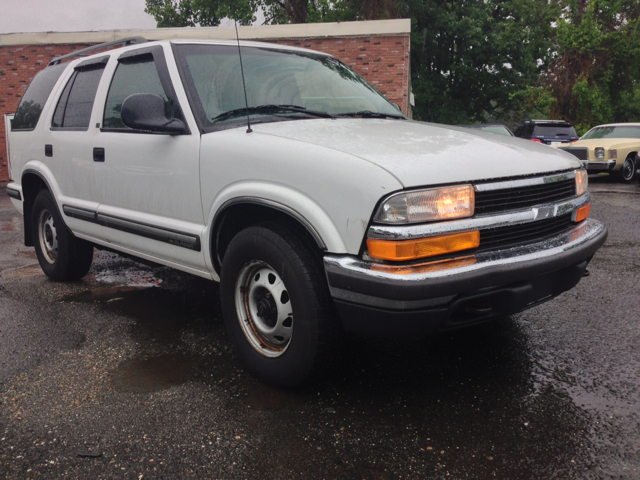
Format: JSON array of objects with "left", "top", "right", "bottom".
[
  {"left": 621, "top": 155, "right": 636, "bottom": 183},
  {"left": 31, "top": 189, "right": 94, "bottom": 281},
  {"left": 220, "top": 223, "right": 343, "bottom": 387}
]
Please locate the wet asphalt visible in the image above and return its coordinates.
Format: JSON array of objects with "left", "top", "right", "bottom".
[{"left": 0, "top": 175, "right": 639, "bottom": 479}]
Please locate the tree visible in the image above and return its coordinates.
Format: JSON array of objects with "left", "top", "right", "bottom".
[
  {"left": 408, "top": 0, "right": 559, "bottom": 124},
  {"left": 540, "top": 0, "right": 640, "bottom": 133}
]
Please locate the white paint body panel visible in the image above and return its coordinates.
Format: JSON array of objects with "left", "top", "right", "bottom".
[
  {"left": 250, "top": 119, "right": 583, "bottom": 187},
  {"left": 6, "top": 39, "right": 584, "bottom": 282}
]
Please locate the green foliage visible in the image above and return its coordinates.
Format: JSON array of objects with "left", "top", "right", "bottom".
[
  {"left": 408, "top": 0, "right": 559, "bottom": 124},
  {"left": 544, "top": 0, "right": 640, "bottom": 132},
  {"left": 145, "top": 0, "right": 259, "bottom": 26}
]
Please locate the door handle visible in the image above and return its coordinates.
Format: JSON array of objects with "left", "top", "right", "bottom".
[
  {"left": 45, "top": 144, "right": 53, "bottom": 157},
  {"left": 93, "top": 147, "right": 105, "bottom": 162}
]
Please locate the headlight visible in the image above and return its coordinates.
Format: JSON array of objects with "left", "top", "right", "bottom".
[
  {"left": 609, "top": 149, "right": 617, "bottom": 160},
  {"left": 575, "top": 169, "right": 588, "bottom": 196},
  {"left": 374, "top": 185, "right": 475, "bottom": 224},
  {"left": 595, "top": 147, "right": 605, "bottom": 160}
]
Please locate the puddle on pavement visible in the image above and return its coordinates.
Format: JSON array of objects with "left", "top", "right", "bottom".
[
  {"left": 109, "top": 352, "right": 196, "bottom": 393},
  {"left": 2, "top": 264, "right": 44, "bottom": 279},
  {"left": 94, "top": 268, "right": 164, "bottom": 288},
  {"left": 14, "top": 250, "right": 37, "bottom": 259}
]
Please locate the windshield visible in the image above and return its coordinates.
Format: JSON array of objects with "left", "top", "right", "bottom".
[
  {"left": 480, "top": 126, "right": 512, "bottom": 136},
  {"left": 582, "top": 125, "right": 640, "bottom": 140},
  {"left": 174, "top": 44, "right": 402, "bottom": 128}
]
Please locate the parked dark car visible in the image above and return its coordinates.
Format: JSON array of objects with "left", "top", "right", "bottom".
[
  {"left": 514, "top": 120, "right": 579, "bottom": 145},
  {"left": 460, "top": 124, "right": 514, "bottom": 136}
]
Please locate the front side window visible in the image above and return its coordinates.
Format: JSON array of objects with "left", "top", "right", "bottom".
[
  {"left": 12, "top": 63, "right": 67, "bottom": 131},
  {"left": 174, "top": 44, "right": 402, "bottom": 129},
  {"left": 52, "top": 65, "right": 105, "bottom": 130},
  {"left": 103, "top": 54, "right": 170, "bottom": 129}
]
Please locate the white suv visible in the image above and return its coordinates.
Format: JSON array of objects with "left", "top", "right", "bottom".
[{"left": 5, "top": 38, "right": 607, "bottom": 386}]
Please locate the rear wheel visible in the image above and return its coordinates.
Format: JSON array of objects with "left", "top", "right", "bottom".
[
  {"left": 32, "top": 189, "right": 94, "bottom": 281},
  {"left": 621, "top": 155, "right": 636, "bottom": 183},
  {"left": 220, "top": 223, "right": 343, "bottom": 387}
]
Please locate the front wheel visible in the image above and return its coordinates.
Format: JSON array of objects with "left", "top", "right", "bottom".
[
  {"left": 220, "top": 223, "right": 343, "bottom": 387},
  {"left": 32, "top": 189, "right": 94, "bottom": 281},
  {"left": 621, "top": 155, "right": 637, "bottom": 183}
]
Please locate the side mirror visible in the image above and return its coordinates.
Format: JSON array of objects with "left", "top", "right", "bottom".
[{"left": 121, "top": 93, "right": 186, "bottom": 134}]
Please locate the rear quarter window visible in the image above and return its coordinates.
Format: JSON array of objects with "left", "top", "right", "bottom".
[
  {"left": 51, "top": 64, "right": 106, "bottom": 130},
  {"left": 11, "top": 63, "right": 67, "bottom": 131}
]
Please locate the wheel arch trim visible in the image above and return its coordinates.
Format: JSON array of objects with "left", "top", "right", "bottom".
[{"left": 212, "top": 196, "right": 328, "bottom": 251}]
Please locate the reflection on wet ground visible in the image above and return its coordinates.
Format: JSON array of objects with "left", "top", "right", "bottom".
[
  {"left": 2, "top": 183, "right": 639, "bottom": 478},
  {"left": 109, "top": 353, "right": 196, "bottom": 393},
  {"left": 54, "top": 260, "right": 594, "bottom": 477}
]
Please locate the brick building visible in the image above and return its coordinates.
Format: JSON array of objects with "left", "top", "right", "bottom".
[{"left": 0, "top": 19, "right": 412, "bottom": 183}]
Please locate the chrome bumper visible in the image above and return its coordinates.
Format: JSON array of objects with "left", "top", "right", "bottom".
[
  {"left": 582, "top": 160, "right": 616, "bottom": 171},
  {"left": 324, "top": 218, "right": 607, "bottom": 310}
]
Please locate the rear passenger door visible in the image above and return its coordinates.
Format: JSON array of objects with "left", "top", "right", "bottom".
[
  {"left": 47, "top": 56, "right": 108, "bottom": 240},
  {"left": 92, "top": 45, "right": 206, "bottom": 275}
]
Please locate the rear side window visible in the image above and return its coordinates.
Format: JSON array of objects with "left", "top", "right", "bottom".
[
  {"left": 12, "top": 64, "right": 67, "bottom": 131},
  {"left": 52, "top": 64, "right": 106, "bottom": 130},
  {"left": 103, "top": 55, "right": 170, "bottom": 130}
]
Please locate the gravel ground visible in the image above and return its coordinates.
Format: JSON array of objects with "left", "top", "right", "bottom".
[{"left": 1, "top": 175, "right": 639, "bottom": 479}]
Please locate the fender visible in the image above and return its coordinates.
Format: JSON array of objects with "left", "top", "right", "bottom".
[{"left": 202, "top": 181, "right": 350, "bottom": 276}]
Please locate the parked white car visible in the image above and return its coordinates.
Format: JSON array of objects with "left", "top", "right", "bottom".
[{"left": 5, "top": 38, "right": 606, "bottom": 386}]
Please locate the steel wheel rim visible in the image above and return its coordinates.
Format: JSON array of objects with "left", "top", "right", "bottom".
[
  {"left": 623, "top": 158, "right": 634, "bottom": 181},
  {"left": 38, "top": 209, "right": 58, "bottom": 264},
  {"left": 234, "top": 260, "right": 293, "bottom": 358}
]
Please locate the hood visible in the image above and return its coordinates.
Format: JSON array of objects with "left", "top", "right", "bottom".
[{"left": 253, "top": 118, "right": 581, "bottom": 188}]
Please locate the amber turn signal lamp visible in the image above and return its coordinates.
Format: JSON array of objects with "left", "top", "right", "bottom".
[
  {"left": 573, "top": 203, "right": 590, "bottom": 223},
  {"left": 367, "top": 231, "right": 480, "bottom": 261}
]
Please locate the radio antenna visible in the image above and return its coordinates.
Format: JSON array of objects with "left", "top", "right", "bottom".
[{"left": 233, "top": 13, "right": 252, "bottom": 134}]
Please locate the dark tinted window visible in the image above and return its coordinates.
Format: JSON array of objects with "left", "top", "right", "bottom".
[
  {"left": 52, "top": 65, "right": 105, "bottom": 129},
  {"left": 532, "top": 124, "right": 577, "bottom": 137},
  {"left": 12, "top": 64, "right": 67, "bottom": 130},
  {"left": 103, "top": 55, "right": 169, "bottom": 129}
]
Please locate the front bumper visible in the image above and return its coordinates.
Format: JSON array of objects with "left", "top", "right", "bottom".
[
  {"left": 324, "top": 218, "right": 607, "bottom": 336},
  {"left": 582, "top": 160, "right": 616, "bottom": 171}
]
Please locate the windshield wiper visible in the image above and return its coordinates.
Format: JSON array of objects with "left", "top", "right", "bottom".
[
  {"left": 335, "top": 110, "right": 406, "bottom": 120},
  {"left": 211, "top": 105, "right": 334, "bottom": 123}
]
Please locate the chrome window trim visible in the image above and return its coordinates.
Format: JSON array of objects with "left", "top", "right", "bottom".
[
  {"left": 368, "top": 193, "right": 590, "bottom": 241},
  {"left": 474, "top": 170, "right": 575, "bottom": 192}
]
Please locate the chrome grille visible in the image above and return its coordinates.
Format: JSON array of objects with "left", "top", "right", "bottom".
[
  {"left": 478, "top": 214, "right": 574, "bottom": 252},
  {"left": 557, "top": 147, "right": 588, "bottom": 161},
  {"left": 474, "top": 179, "right": 576, "bottom": 215}
]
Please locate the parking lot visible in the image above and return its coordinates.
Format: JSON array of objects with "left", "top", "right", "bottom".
[{"left": 1, "top": 175, "right": 639, "bottom": 479}]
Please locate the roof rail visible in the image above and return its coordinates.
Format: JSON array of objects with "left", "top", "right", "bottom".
[{"left": 47, "top": 36, "right": 148, "bottom": 66}]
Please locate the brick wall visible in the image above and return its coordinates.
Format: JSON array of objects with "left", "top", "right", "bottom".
[
  {"left": 273, "top": 35, "right": 410, "bottom": 114},
  {"left": 0, "top": 34, "right": 409, "bottom": 183}
]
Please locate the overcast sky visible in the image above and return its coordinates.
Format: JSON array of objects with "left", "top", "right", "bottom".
[{"left": 0, "top": 0, "right": 158, "bottom": 34}]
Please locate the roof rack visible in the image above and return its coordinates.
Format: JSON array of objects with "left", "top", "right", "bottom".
[
  {"left": 528, "top": 119, "right": 569, "bottom": 123},
  {"left": 48, "top": 36, "right": 148, "bottom": 66}
]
